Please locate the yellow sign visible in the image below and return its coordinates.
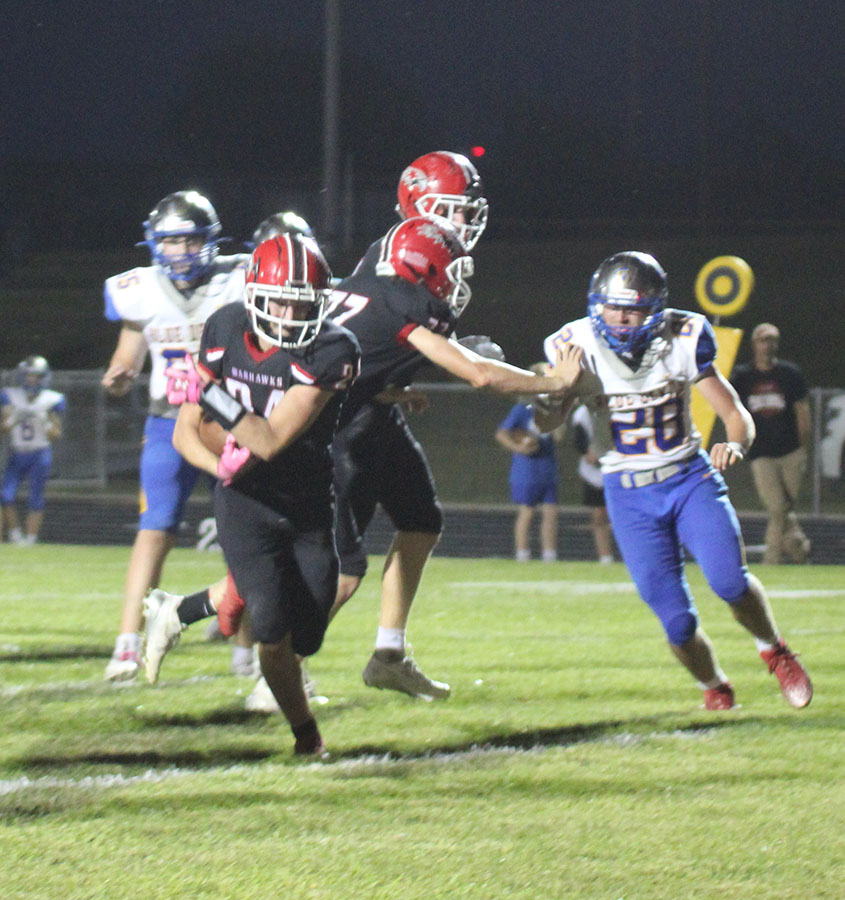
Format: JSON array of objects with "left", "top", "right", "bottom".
[
  {"left": 695, "top": 256, "right": 754, "bottom": 318},
  {"left": 691, "top": 325, "right": 744, "bottom": 445}
]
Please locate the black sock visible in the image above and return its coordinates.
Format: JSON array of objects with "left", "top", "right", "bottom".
[
  {"left": 292, "top": 718, "right": 322, "bottom": 754},
  {"left": 178, "top": 590, "right": 215, "bottom": 625}
]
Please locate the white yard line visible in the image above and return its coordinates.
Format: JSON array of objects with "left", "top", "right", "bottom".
[{"left": 0, "top": 728, "right": 716, "bottom": 795}]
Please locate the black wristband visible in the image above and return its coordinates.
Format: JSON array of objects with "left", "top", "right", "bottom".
[{"left": 199, "top": 382, "right": 247, "bottom": 430}]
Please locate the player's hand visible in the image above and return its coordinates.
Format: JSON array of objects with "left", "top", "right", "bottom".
[
  {"left": 101, "top": 363, "right": 137, "bottom": 397},
  {"left": 164, "top": 355, "right": 202, "bottom": 405},
  {"left": 546, "top": 343, "right": 583, "bottom": 393},
  {"left": 217, "top": 434, "right": 251, "bottom": 485},
  {"left": 709, "top": 441, "right": 745, "bottom": 471},
  {"left": 515, "top": 434, "right": 540, "bottom": 455}
]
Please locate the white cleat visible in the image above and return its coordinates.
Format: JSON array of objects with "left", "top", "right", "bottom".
[
  {"left": 104, "top": 650, "right": 141, "bottom": 682},
  {"left": 362, "top": 652, "right": 450, "bottom": 701},
  {"left": 142, "top": 589, "right": 184, "bottom": 684},
  {"left": 245, "top": 676, "right": 281, "bottom": 713}
]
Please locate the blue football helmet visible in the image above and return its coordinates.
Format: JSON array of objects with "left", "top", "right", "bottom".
[
  {"left": 17, "top": 355, "right": 51, "bottom": 397},
  {"left": 140, "top": 191, "right": 222, "bottom": 284},
  {"left": 587, "top": 251, "right": 668, "bottom": 359}
]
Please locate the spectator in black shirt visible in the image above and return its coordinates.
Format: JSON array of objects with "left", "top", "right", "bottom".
[{"left": 731, "top": 323, "right": 811, "bottom": 563}]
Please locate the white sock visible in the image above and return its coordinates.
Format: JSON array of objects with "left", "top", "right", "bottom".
[
  {"left": 754, "top": 637, "right": 778, "bottom": 653},
  {"left": 375, "top": 627, "right": 405, "bottom": 653},
  {"left": 231, "top": 645, "right": 253, "bottom": 668},
  {"left": 515, "top": 549, "right": 530, "bottom": 562},
  {"left": 699, "top": 672, "right": 729, "bottom": 690},
  {"left": 9, "top": 527, "right": 23, "bottom": 542},
  {"left": 115, "top": 632, "right": 141, "bottom": 655},
  {"left": 599, "top": 554, "right": 614, "bottom": 565},
  {"left": 542, "top": 549, "right": 557, "bottom": 562}
]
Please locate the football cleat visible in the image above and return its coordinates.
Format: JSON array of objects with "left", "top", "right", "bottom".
[
  {"left": 142, "top": 589, "right": 184, "bottom": 684},
  {"left": 293, "top": 718, "right": 327, "bottom": 757},
  {"left": 104, "top": 650, "right": 141, "bottom": 682},
  {"left": 244, "top": 675, "right": 280, "bottom": 713},
  {"left": 703, "top": 682, "right": 736, "bottom": 710},
  {"left": 362, "top": 651, "right": 450, "bottom": 701},
  {"left": 760, "top": 640, "right": 813, "bottom": 708}
]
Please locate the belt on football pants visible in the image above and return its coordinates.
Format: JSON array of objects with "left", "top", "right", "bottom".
[{"left": 619, "top": 462, "right": 682, "bottom": 489}]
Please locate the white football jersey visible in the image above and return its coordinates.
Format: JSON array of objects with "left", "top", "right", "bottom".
[
  {"left": 544, "top": 310, "right": 717, "bottom": 474},
  {"left": 104, "top": 255, "right": 248, "bottom": 417},
  {"left": 1, "top": 387, "right": 66, "bottom": 452}
]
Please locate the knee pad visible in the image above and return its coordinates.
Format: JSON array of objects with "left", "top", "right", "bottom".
[
  {"left": 663, "top": 609, "right": 698, "bottom": 646},
  {"left": 712, "top": 571, "right": 750, "bottom": 605}
]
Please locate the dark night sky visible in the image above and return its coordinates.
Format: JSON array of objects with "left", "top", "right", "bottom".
[
  {"left": 3, "top": 0, "right": 842, "bottom": 169},
  {"left": 0, "top": 1, "right": 843, "bottom": 379}
]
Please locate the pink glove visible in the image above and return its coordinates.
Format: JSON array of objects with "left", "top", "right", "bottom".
[
  {"left": 217, "top": 434, "right": 251, "bottom": 485},
  {"left": 164, "top": 355, "right": 202, "bottom": 405}
]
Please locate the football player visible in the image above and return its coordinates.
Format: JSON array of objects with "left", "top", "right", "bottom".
[
  {"left": 146, "top": 233, "right": 360, "bottom": 755},
  {"left": 248, "top": 210, "right": 314, "bottom": 248},
  {"left": 101, "top": 191, "right": 248, "bottom": 682},
  {"left": 324, "top": 216, "right": 581, "bottom": 699},
  {"left": 144, "top": 155, "right": 503, "bottom": 706},
  {"left": 536, "top": 251, "right": 812, "bottom": 710},
  {"left": 1, "top": 356, "right": 66, "bottom": 544},
  {"left": 396, "top": 150, "right": 488, "bottom": 250}
]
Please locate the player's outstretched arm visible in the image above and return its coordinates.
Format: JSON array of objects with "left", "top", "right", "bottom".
[
  {"left": 406, "top": 327, "right": 582, "bottom": 398},
  {"left": 697, "top": 367, "right": 755, "bottom": 471}
]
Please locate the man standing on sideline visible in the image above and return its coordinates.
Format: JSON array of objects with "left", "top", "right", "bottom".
[{"left": 731, "top": 323, "right": 811, "bottom": 564}]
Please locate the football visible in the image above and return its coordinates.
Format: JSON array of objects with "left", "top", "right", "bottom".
[{"left": 198, "top": 415, "right": 228, "bottom": 456}]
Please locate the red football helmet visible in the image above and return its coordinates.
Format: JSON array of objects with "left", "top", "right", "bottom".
[
  {"left": 396, "top": 151, "right": 488, "bottom": 250},
  {"left": 375, "top": 217, "right": 474, "bottom": 315},
  {"left": 244, "top": 234, "right": 332, "bottom": 349}
]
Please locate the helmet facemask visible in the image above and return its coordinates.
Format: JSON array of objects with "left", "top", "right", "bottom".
[
  {"left": 147, "top": 225, "right": 220, "bottom": 285},
  {"left": 588, "top": 295, "right": 665, "bottom": 361},
  {"left": 444, "top": 255, "right": 474, "bottom": 316},
  {"left": 245, "top": 282, "right": 329, "bottom": 350},
  {"left": 414, "top": 194, "right": 488, "bottom": 251}
]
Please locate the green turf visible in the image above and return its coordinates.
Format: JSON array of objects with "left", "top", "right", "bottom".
[{"left": 1, "top": 546, "right": 842, "bottom": 899}]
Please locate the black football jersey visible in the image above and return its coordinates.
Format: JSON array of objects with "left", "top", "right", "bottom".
[
  {"left": 326, "top": 240, "right": 458, "bottom": 423},
  {"left": 199, "top": 303, "right": 360, "bottom": 516}
]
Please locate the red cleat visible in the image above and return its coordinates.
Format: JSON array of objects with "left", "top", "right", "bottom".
[
  {"left": 703, "top": 682, "right": 736, "bottom": 710},
  {"left": 760, "top": 640, "right": 813, "bottom": 708},
  {"left": 217, "top": 571, "right": 245, "bottom": 637}
]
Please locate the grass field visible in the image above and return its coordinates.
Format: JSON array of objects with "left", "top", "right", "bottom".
[{"left": 1, "top": 545, "right": 843, "bottom": 899}]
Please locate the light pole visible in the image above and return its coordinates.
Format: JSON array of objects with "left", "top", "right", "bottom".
[{"left": 322, "top": 0, "right": 340, "bottom": 242}]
